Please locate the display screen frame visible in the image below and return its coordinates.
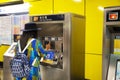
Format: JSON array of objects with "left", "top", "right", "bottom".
[
  {"left": 106, "top": 10, "right": 120, "bottom": 22},
  {"left": 0, "top": 0, "right": 23, "bottom": 6}
]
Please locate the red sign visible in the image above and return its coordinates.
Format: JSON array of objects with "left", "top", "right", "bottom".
[{"left": 109, "top": 12, "right": 118, "bottom": 20}]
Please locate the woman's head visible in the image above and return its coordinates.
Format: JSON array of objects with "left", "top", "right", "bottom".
[
  {"left": 20, "top": 22, "right": 39, "bottom": 50},
  {"left": 21, "top": 23, "right": 38, "bottom": 38}
]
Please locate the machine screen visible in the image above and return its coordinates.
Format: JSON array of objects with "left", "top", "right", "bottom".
[
  {"left": 116, "top": 60, "right": 120, "bottom": 80},
  {"left": 40, "top": 37, "right": 63, "bottom": 69}
]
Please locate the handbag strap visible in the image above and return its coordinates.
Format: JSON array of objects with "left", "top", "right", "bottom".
[{"left": 18, "top": 38, "right": 35, "bottom": 53}]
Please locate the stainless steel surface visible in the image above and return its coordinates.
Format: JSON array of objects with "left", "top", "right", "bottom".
[
  {"left": 107, "top": 54, "right": 120, "bottom": 80},
  {"left": 104, "top": 7, "right": 120, "bottom": 11},
  {"left": 102, "top": 24, "right": 111, "bottom": 80},
  {"left": 105, "top": 22, "right": 120, "bottom": 26},
  {"left": 70, "top": 14, "right": 85, "bottom": 80},
  {"left": 3, "top": 56, "right": 14, "bottom": 80}
]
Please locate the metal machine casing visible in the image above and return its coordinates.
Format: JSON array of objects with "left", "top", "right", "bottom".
[
  {"left": 103, "top": 7, "right": 120, "bottom": 80},
  {"left": 31, "top": 13, "right": 85, "bottom": 80}
]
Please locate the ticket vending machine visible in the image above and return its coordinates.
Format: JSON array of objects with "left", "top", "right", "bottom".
[
  {"left": 103, "top": 7, "right": 120, "bottom": 80},
  {"left": 31, "top": 13, "right": 85, "bottom": 80}
]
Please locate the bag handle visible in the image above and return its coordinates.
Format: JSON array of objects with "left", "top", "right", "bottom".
[{"left": 18, "top": 38, "right": 35, "bottom": 53}]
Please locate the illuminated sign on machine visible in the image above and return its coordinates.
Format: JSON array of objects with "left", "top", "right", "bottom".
[
  {"left": 106, "top": 10, "right": 120, "bottom": 22},
  {"left": 109, "top": 12, "right": 118, "bottom": 20}
]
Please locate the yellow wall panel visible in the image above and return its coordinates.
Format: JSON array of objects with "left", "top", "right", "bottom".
[
  {"left": 0, "top": 45, "right": 9, "bottom": 62},
  {"left": 29, "top": 0, "right": 53, "bottom": 15},
  {"left": 85, "top": 53, "right": 102, "bottom": 80},
  {"left": 0, "top": 0, "right": 15, "bottom": 3},
  {"left": 0, "top": 0, "right": 10, "bottom": 3},
  {"left": 23, "top": 0, "right": 29, "bottom": 2},
  {"left": 54, "top": 0, "right": 84, "bottom": 16},
  {"left": 85, "top": 0, "right": 120, "bottom": 54},
  {"left": 0, "top": 0, "right": 28, "bottom": 3}
]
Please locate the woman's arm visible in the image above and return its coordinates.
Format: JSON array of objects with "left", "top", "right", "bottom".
[{"left": 37, "top": 40, "right": 47, "bottom": 57}]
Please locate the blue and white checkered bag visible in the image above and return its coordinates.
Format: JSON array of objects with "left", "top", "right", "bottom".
[{"left": 10, "top": 52, "right": 30, "bottom": 78}]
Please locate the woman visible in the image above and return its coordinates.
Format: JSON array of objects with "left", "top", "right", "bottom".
[{"left": 16, "top": 22, "right": 44, "bottom": 80}]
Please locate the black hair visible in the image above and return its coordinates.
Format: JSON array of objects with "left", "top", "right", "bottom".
[
  {"left": 44, "top": 41, "right": 50, "bottom": 45},
  {"left": 44, "top": 41, "right": 50, "bottom": 48},
  {"left": 20, "top": 30, "right": 37, "bottom": 51},
  {"left": 44, "top": 41, "right": 55, "bottom": 49}
]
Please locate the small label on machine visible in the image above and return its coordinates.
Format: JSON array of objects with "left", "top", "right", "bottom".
[{"left": 32, "top": 14, "right": 64, "bottom": 22}]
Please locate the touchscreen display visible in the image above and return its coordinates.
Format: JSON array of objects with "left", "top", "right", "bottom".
[{"left": 116, "top": 60, "right": 120, "bottom": 80}]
